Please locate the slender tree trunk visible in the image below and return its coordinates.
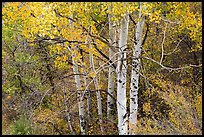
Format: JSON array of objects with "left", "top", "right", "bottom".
[
  {"left": 107, "top": 5, "right": 116, "bottom": 121},
  {"left": 83, "top": 37, "right": 92, "bottom": 126},
  {"left": 89, "top": 42, "right": 104, "bottom": 135},
  {"left": 116, "top": 13, "right": 129, "bottom": 135},
  {"left": 82, "top": 73, "right": 91, "bottom": 126},
  {"left": 72, "top": 55, "right": 86, "bottom": 135},
  {"left": 62, "top": 82, "right": 76, "bottom": 135},
  {"left": 69, "top": 14, "right": 86, "bottom": 135},
  {"left": 129, "top": 3, "right": 145, "bottom": 135}
]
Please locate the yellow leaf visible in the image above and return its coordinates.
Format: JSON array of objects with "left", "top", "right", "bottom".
[
  {"left": 7, "top": 96, "right": 11, "bottom": 100},
  {"left": 62, "top": 55, "right": 67, "bottom": 62},
  {"left": 89, "top": 71, "right": 96, "bottom": 78}
]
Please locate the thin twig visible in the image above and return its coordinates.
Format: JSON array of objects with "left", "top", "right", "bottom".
[{"left": 164, "top": 35, "right": 187, "bottom": 56}]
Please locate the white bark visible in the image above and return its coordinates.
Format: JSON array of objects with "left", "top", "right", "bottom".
[
  {"left": 129, "top": 3, "right": 145, "bottom": 135},
  {"left": 107, "top": 5, "right": 116, "bottom": 121},
  {"left": 89, "top": 42, "right": 104, "bottom": 135},
  {"left": 62, "top": 82, "right": 76, "bottom": 135},
  {"left": 69, "top": 15, "right": 86, "bottom": 135},
  {"left": 72, "top": 60, "right": 86, "bottom": 135},
  {"left": 116, "top": 14, "right": 129, "bottom": 135},
  {"left": 83, "top": 73, "right": 91, "bottom": 126}
]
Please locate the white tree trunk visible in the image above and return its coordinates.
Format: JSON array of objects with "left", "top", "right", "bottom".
[
  {"left": 82, "top": 73, "right": 91, "bottom": 126},
  {"left": 89, "top": 43, "right": 104, "bottom": 135},
  {"left": 72, "top": 60, "right": 86, "bottom": 135},
  {"left": 107, "top": 5, "right": 116, "bottom": 121},
  {"left": 62, "top": 82, "right": 76, "bottom": 135},
  {"left": 69, "top": 15, "right": 86, "bottom": 135},
  {"left": 129, "top": 3, "right": 145, "bottom": 135},
  {"left": 116, "top": 14, "right": 129, "bottom": 135}
]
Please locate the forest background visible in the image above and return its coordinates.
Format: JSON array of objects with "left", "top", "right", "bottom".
[{"left": 2, "top": 2, "right": 202, "bottom": 135}]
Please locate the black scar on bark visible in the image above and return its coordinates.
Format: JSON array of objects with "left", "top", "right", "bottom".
[
  {"left": 79, "top": 115, "right": 85, "bottom": 130},
  {"left": 130, "top": 98, "right": 135, "bottom": 101},
  {"left": 135, "top": 71, "right": 139, "bottom": 74},
  {"left": 118, "top": 79, "right": 122, "bottom": 83},
  {"left": 80, "top": 115, "right": 84, "bottom": 121},
  {"left": 81, "top": 122, "right": 85, "bottom": 130},
  {"left": 110, "top": 104, "right": 114, "bottom": 108}
]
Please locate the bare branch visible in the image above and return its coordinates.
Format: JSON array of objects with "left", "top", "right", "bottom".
[
  {"left": 63, "top": 73, "right": 86, "bottom": 79},
  {"left": 161, "top": 16, "right": 180, "bottom": 24},
  {"left": 54, "top": 8, "right": 110, "bottom": 46},
  {"left": 144, "top": 56, "right": 202, "bottom": 72},
  {"left": 164, "top": 35, "right": 187, "bottom": 56},
  {"left": 81, "top": 50, "right": 131, "bottom": 101},
  {"left": 160, "top": 23, "right": 168, "bottom": 64}
]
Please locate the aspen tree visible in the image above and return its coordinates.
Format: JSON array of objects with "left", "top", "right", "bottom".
[
  {"left": 116, "top": 12, "right": 129, "bottom": 135},
  {"left": 69, "top": 13, "right": 86, "bottom": 135},
  {"left": 107, "top": 4, "right": 116, "bottom": 121},
  {"left": 129, "top": 2, "right": 145, "bottom": 135}
]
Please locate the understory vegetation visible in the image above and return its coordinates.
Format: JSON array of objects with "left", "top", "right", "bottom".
[{"left": 2, "top": 2, "right": 202, "bottom": 135}]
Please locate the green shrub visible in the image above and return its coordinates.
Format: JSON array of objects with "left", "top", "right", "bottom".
[{"left": 11, "top": 115, "right": 38, "bottom": 135}]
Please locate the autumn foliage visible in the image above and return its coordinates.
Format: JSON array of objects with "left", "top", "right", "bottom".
[{"left": 2, "top": 2, "right": 202, "bottom": 135}]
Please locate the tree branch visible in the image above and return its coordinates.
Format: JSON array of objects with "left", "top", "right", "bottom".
[
  {"left": 129, "top": 14, "right": 137, "bottom": 26},
  {"left": 143, "top": 56, "right": 202, "bottom": 72},
  {"left": 163, "top": 35, "right": 187, "bottom": 56},
  {"left": 141, "top": 21, "right": 149, "bottom": 46},
  {"left": 160, "top": 23, "right": 168, "bottom": 64},
  {"left": 92, "top": 40, "right": 116, "bottom": 69},
  {"left": 54, "top": 8, "right": 110, "bottom": 46}
]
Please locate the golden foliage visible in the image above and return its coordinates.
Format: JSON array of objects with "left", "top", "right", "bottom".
[{"left": 133, "top": 74, "right": 202, "bottom": 135}]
